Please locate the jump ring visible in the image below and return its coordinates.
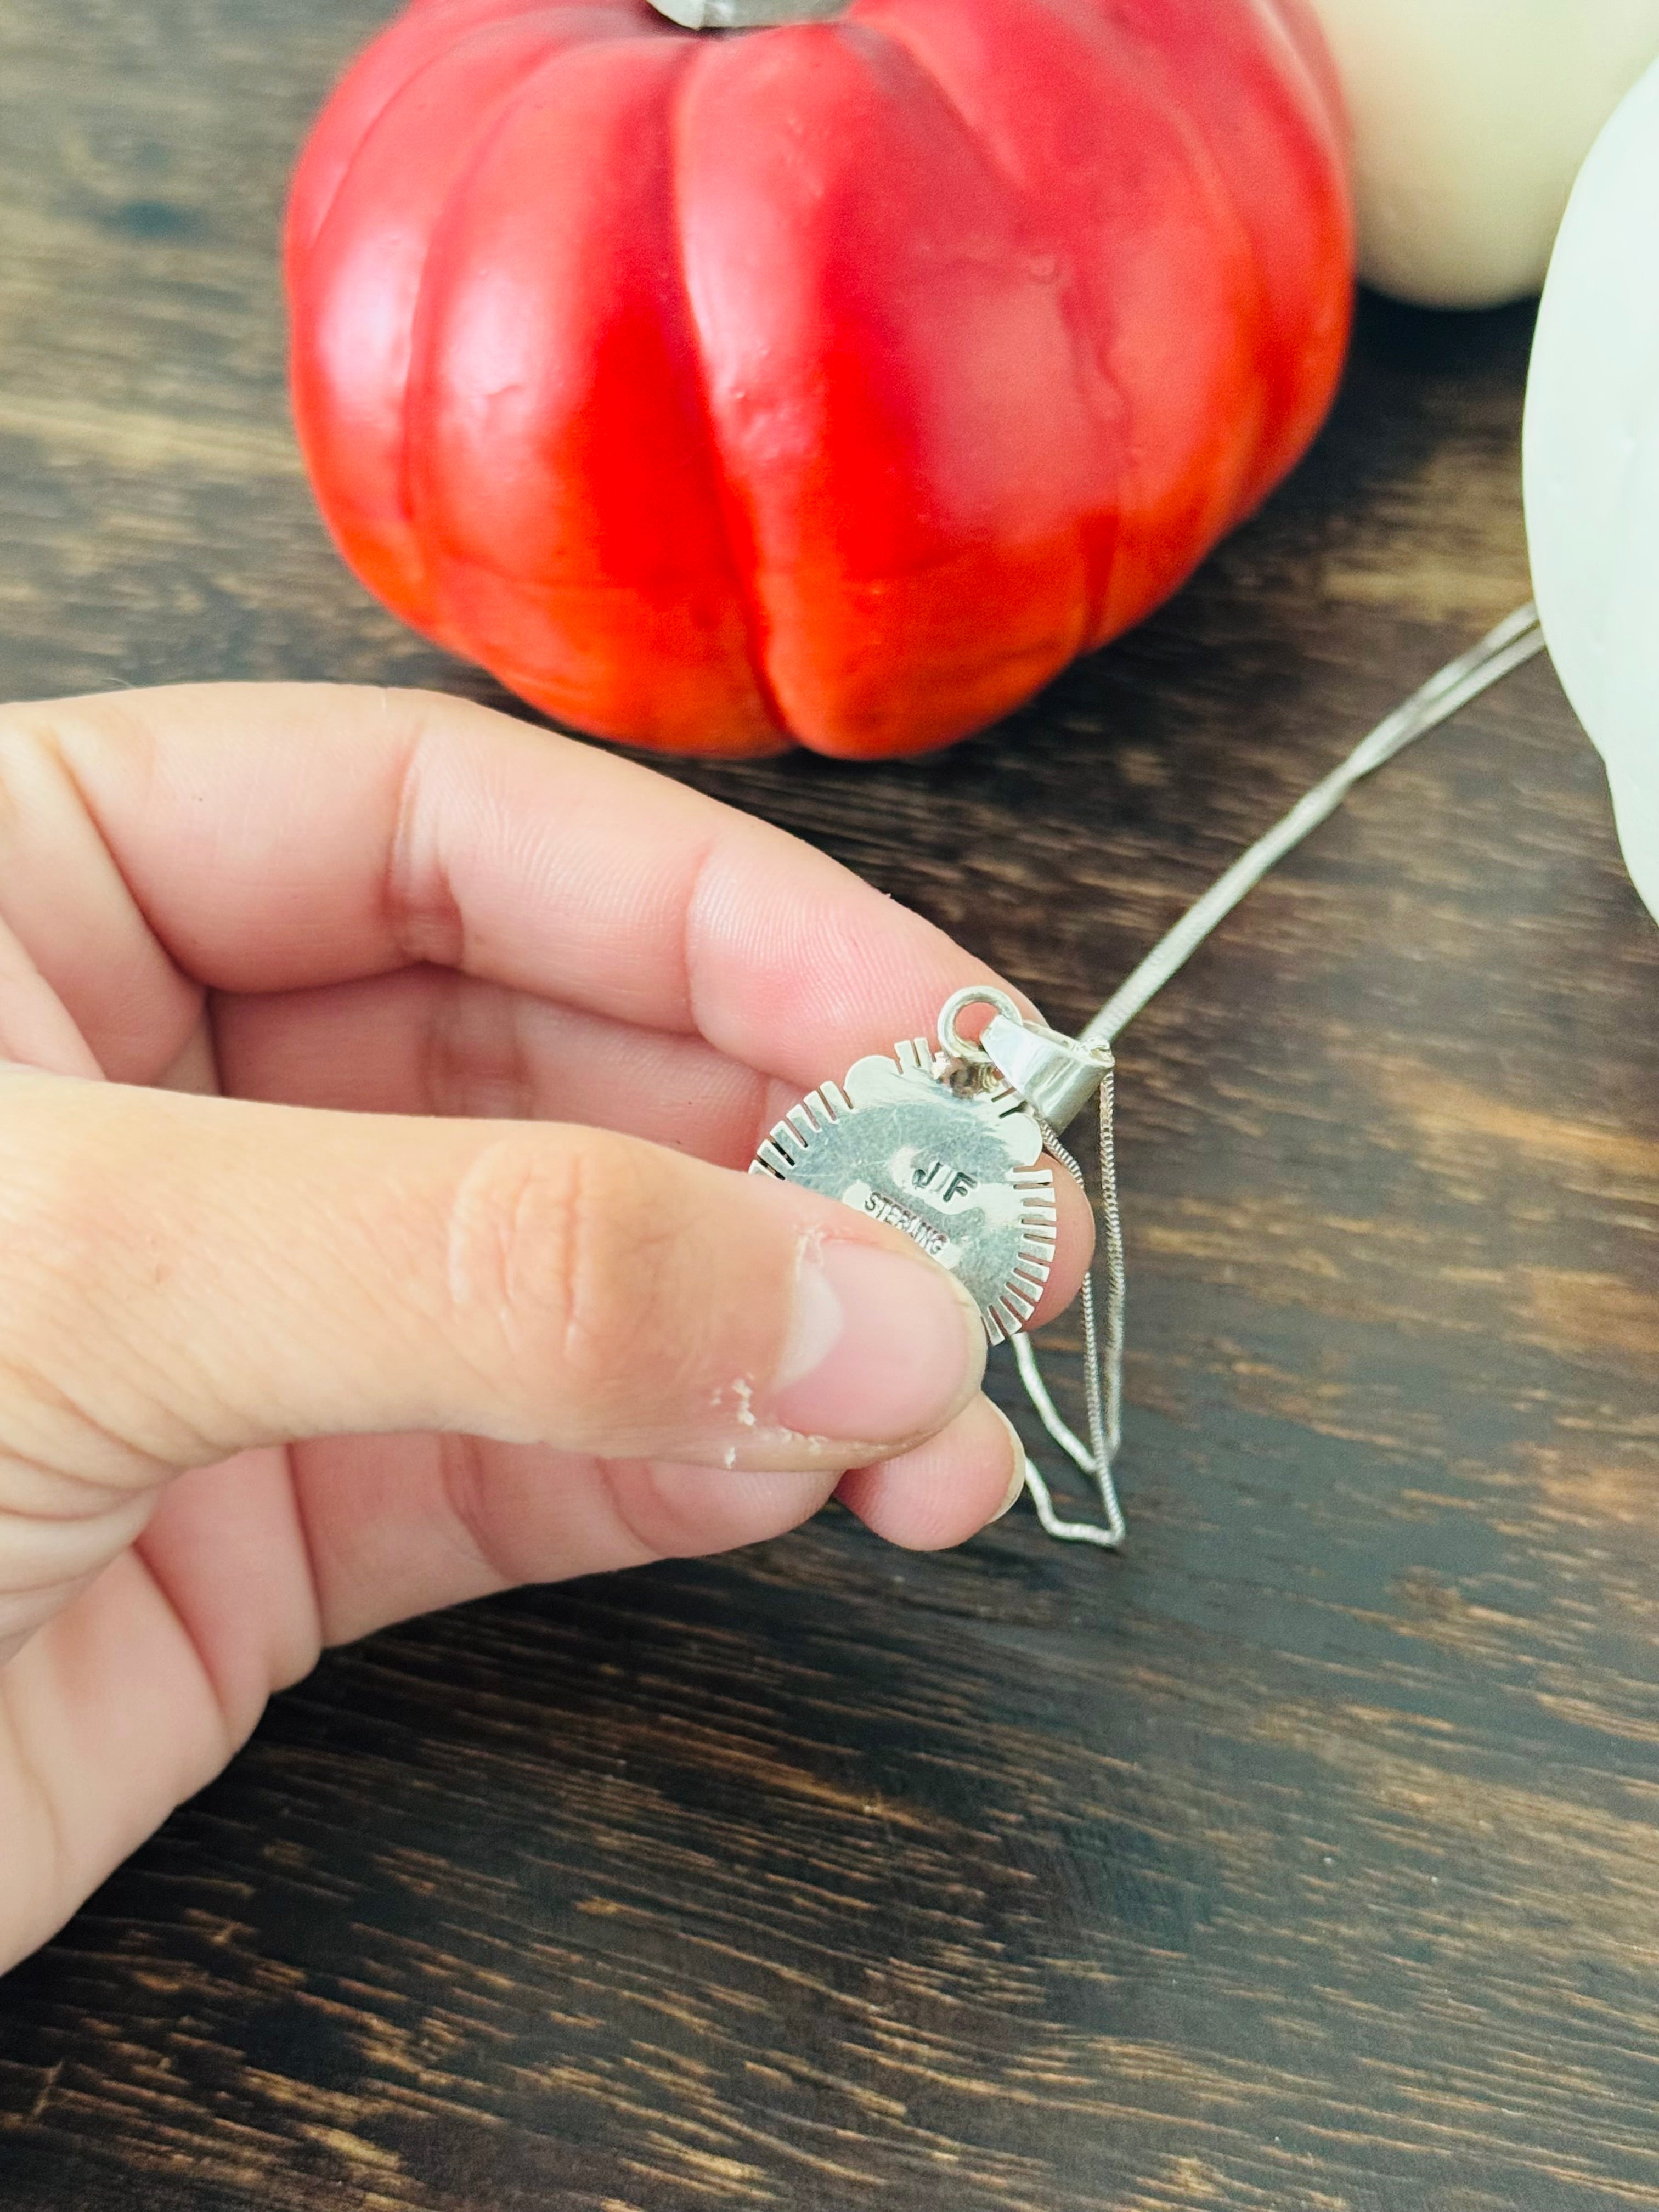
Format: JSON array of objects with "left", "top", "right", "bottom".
[{"left": 937, "top": 984, "right": 1026, "bottom": 1063}]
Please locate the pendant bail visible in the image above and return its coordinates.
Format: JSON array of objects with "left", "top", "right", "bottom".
[{"left": 980, "top": 1013, "right": 1113, "bottom": 1135}]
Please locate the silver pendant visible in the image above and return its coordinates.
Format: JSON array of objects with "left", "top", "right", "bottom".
[
  {"left": 755, "top": 988, "right": 1126, "bottom": 1547},
  {"left": 749, "top": 1033, "right": 1057, "bottom": 1342}
]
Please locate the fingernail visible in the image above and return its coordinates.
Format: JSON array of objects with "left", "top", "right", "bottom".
[
  {"left": 773, "top": 1241, "right": 986, "bottom": 1445},
  {"left": 988, "top": 1404, "right": 1028, "bottom": 1521}
]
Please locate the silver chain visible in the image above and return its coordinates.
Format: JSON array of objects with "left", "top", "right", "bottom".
[
  {"left": 1012, "top": 601, "right": 1547, "bottom": 1545},
  {"left": 1013, "top": 1075, "right": 1126, "bottom": 1546},
  {"left": 1082, "top": 602, "right": 1544, "bottom": 1049}
]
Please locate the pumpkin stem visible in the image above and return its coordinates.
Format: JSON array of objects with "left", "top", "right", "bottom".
[{"left": 648, "top": 0, "right": 845, "bottom": 25}]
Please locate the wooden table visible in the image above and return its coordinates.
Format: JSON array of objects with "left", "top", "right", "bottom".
[{"left": 3, "top": 7, "right": 1658, "bottom": 2208}]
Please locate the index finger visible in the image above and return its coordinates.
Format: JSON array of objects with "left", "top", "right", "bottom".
[{"left": 1, "top": 682, "right": 1039, "bottom": 1085}]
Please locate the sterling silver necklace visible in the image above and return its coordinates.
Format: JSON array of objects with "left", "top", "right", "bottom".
[{"left": 753, "top": 603, "right": 1546, "bottom": 1549}]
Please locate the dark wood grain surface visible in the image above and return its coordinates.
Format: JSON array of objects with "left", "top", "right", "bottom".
[{"left": 3, "top": 5, "right": 1658, "bottom": 2208}]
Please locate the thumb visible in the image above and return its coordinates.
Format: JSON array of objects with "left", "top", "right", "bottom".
[{"left": 0, "top": 1069, "right": 987, "bottom": 1489}]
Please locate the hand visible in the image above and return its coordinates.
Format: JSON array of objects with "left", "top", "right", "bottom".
[{"left": 0, "top": 684, "right": 1090, "bottom": 1970}]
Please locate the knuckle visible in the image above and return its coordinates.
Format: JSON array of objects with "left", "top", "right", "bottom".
[{"left": 443, "top": 1131, "right": 684, "bottom": 1440}]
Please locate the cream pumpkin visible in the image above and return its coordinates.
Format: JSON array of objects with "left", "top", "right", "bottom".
[{"left": 1305, "top": 0, "right": 1659, "bottom": 307}]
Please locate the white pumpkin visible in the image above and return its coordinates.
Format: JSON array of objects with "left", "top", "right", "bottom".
[
  {"left": 1523, "top": 57, "right": 1659, "bottom": 924},
  {"left": 1303, "top": 0, "right": 1659, "bottom": 307}
]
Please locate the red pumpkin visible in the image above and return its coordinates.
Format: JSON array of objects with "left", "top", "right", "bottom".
[{"left": 286, "top": 0, "right": 1352, "bottom": 758}]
